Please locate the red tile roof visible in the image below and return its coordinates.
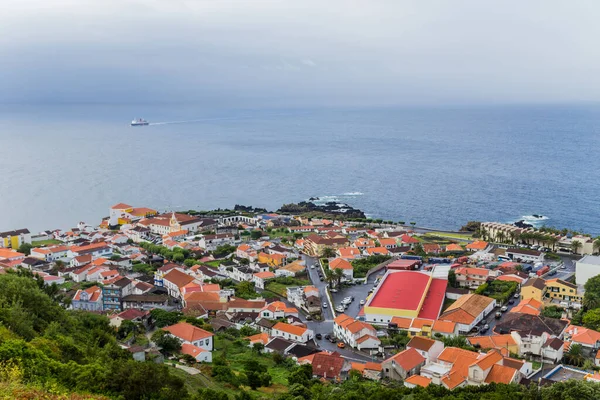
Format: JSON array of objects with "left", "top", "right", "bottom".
[
  {"left": 163, "top": 322, "right": 213, "bottom": 342},
  {"left": 386, "top": 347, "right": 425, "bottom": 371}
]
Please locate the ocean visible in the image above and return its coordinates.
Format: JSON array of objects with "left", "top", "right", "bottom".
[{"left": 1, "top": 104, "right": 599, "bottom": 235}]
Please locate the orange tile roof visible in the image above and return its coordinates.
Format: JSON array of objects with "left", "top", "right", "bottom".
[
  {"left": 350, "top": 362, "right": 365, "bottom": 373},
  {"left": 112, "top": 203, "right": 132, "bottom": 209},
  {"left": 407, "top": 336, "right": 436, "bottom": 351},
  {"left": 334, "top": 314, "right": 353, "bottom": 326},
  {"left": 432, "top": 320, "right": 456, "bottom": 334},
  {"left": 440, "top": 294, "right": 495, "bottom": 325},
  {"left": 405, "top": 374, "right": 432, "bottom": 387},
  {"left": 237, "top": 244, "right": 251, "bottom": 252},
  {"left": 484, "top": 363, "right": 517, "bottom": 384},
  {"left": 442, "top": 370, "right": 466, "bottom": 389},
  {"left": 386, "top": 348, "right": 425, "bottom": 371},
  {"left": 273, "top": 322, "right": 307, "bottom": 336},
  {"left": 254, "top": 271, "right": 276, "bottom": 279},
  {"left": 73, "top": 285, "right": 102, "bottom": 302},
  {"left": 466, "top": 240, "right": 488, "bottom": 250},
  {"left": 410, "top": 318, "right": 434, "bottom": 330},
  {"left": 366, "top": 247, "right": 390, "bottom": 255},
  {"left": 163, "top": 269, "right": 195, "bottom": 288},
  {"left": 567, "top": 325, "right": 600, "bottom": 346},
  {"left": 437, "top": 347, "right": 479, "bottom": 364},
  {"left": 446, "top": 243, "right": 463, "bottom": 252},
  {"left": 180, "top": 343, "right": 208, "bottom": 358},
  {"left": 455, "top": 267, "right": 489, "bottom": 276},
  {"left": 378, "top": 238, "right": 397, "bottom": 246},
  {"left": 391, "top": 316, "right": 413, "bottom": 329},
  {"left": 347, "top": 321, "right": 375, "bottom": 334},
  {"left": 164, "top": 322, "right": 213, "bottom": 342},
  {"left": 337, "top": 247, "right": 361, "bottom": 258},
  {"left": 246, "top": 332, "right": 270, "bottom": 345},
  {"left": 0, "top": 249, "right": 25, "bottom": 259},
  {"left": 474, "top": 350, "right": 503, "bottom": 370},
  {"left": 329, "top": 258, "right": 353, "bottom": 270},
  {"left": 364, "top": 361, "right": 382, "bottom": 371},
  {"left": 184, "top": 291, "right": 221, "bottom": 303}
]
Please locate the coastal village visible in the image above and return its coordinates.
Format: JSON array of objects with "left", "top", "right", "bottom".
[{"left": 2, "top": 202, "right": 600, "bottom": 395}]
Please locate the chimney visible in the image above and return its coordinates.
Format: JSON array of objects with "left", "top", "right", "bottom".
[{"left": 574, "top": 327, "right": 578, "bottom": 335}]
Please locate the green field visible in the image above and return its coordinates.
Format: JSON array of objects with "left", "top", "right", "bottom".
[
  {"left": 266, "top": 278, "right": 310, "bottom": 296},
  {"left": 32, "top": 239, "right": 62, "bottom": 247},
  {"left": 423, "top": 232, "right": 474, "bottom": 241}
]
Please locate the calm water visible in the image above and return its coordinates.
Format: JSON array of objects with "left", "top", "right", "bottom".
[{"left": 1, "top": 104, "right": 599, "bottom": 234}]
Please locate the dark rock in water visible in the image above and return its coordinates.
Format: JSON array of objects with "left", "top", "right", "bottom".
[
  {"left": 233, "top": 204, "right": 268, "bottom": 213},
  {"left": 278, "top": 201, "right": 366, "bottom": 219},
  {"left": 309, "top": 197, "right": 319, "bottom": 201},
  {"left": 514, "top": 220, "right": 533, "bottom": 229},
  {"left": 532, "top": 214, "right": 543, "bottom": 219}
]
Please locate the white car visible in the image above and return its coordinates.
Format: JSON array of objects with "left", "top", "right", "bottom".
[
  {"left": 335, "top": 306, "right": 345, "bottom": 313},
  {"left": 360, "top": 300, "right": 365, "bottom": 305},
  {"left": 322, "top": 303, "right": 328, "bottom": 308},
  {"left": 310, "top": 265, "right": 315, "bottom": 269},
  {"left": 500, "top": 306, "right": 508, "bottom": 312}
]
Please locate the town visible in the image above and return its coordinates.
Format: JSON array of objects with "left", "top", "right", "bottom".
[{"left": 2, "top": 203, "right": 600, "bottom": 398}]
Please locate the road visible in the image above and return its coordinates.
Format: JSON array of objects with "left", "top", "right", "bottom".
[{"left": 300, "top": 255, "right": 377, "bottom": 362}]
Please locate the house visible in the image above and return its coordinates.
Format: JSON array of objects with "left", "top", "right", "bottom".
[
  {"left": 406, "top": 336, "right": 444, "bottom": 362},
  {"left": 246, "top": 332, "right": 270, "bottom": 347},
  {"left": 545, "top": 278, "right": 583, "bottom": 305},
  {"left": 506, "top": 248, "right": 544, "bottom": 263},
  {"left": 438, "top": 294, "right": 496, "bottom": 334},
  {"left": 445, "top": 244, "right": 463, "bottom": 252},
  {"left": 163, "top": 322, "right": 214, "bottom": 362},
  {"left": 328, "top": 258, "right": 354, "bottom": 281},
  {"left": 236, "top": 244, "right": 257, "bottom": 261},
  {"left": 404, "top": 375, "right": 432, "bottom": 388},
  {"left": 382, "top": 348, "right": 426, "bottom": 380},
  {"left": 122, "top": 294, "right": 170, "bottom": 310},
  {"left": 109, "top": 309, "right": 148, "bottom": 328},
  {"left": 162, "top": 269, "right": 195, "bottom": 299},
  {"left": 69, "top": 242, "right": 112, "bottom": 259},
  {"left": 353, "top": 238, "right": 375, "bottom": 251},
  {"left": 423, "top": 244, "right": 441, "bottom": 254},
  {"left": 30, "top": 245, "right": 69, "bottom": 262},
  {"left": 494, "top": 314, "right": 569, "bottom": 360},
  {"left": 102, "top": 277, "right": 133, "bottom": 311},
  {"left": 454, "top": 267, "right": 490, "bottom": 289},
  {"left": 466, "top": 241, "right": 488, "bottom": 251},
  {"left": 309, "top": 352, "right": 351, "bottom": 381},
  {"left": 400, "top": 234, "right": 419, "bottom": 247},
  {"left": 378, "top": 238, "right": 398, "bottom": 250},
  {"left": 72, "top": 285, "right": 103, "bottom": 311},
  {"left": 521, "top": 277, "right": 547, "bottom": 303},
  {"left": 275, "top": 260, "right": 306, "bottom": 277},
  {"left": 138, "top": 213, "right": 213, "bottom": 235},
  {"left": 303, "top": 234, "right": 349, "bottom": 257},
  {"left": 0, "top": 229, "right": 31, "bottom": 249},
  {"left": 336, "top": 247, "right": 361, "bottom": 260},
  {"left": 253, "top": 271, "right": 276, "bottom": 289},
  {"left": 565, "top": 325, "right": 600, "bottom": 349},
  {"left": 333, "top": 314, "right": 380, "bottom": 350},
  {"left": 109, "top": 203, "right": 158, "bottom": 226},
  {"left": 365, "top": 247, "right": 390, "bottom": 256},
  {"left": 271, "top": 322, "right": 313, "bottom": 343},
  {"left": 258, "top": 301, "right": 298, "bottom": 320},
  {"left": 431, "top": 320, "right": 458, "bottom": 337},
  {"left": 510, "top": 298, "right": 543, "bottom": 316},
  {"left": 198, "top": 233, "right": 235, "bottom": 251},
  {"left": 350, "top": 362, "right": 383, "bottom": 381},
  {"left": 467, "top": 335, "right": 519, "bottom": 356},
  {"left": 180, "top": 343, "right": 212, "bottom": 363},
  {"left": 257, "top": 252, "right": 287, "bottom": 267}
]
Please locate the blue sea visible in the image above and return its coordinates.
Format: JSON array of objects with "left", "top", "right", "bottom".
[{"left": 1, "top": 104, "right": 599, "bottom": 235}]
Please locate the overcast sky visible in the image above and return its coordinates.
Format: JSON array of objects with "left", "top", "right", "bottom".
[{"left": 1, "top": 0, "right": 598, "bottom": 106}]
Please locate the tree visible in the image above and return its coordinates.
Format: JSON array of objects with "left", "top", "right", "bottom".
[
  {"left": 151, "top": 330, "right": 182, "bottom": 354},
  {"left": 584, "top": 275, "right": 600, "bottom": 310},
  {"left": 332, "top": 268, "right": 344, "bottom": 287},
  {"left": 287, "top": 364, "right": 313, "bottom": 387},
  {"left": 150, "top": 309, "right": 182, "bottom": 328},
  {"left": 17, "top": 243, "right": 33, "bottom": 255},
  {"left": 594, "top": 237, "right": 600, "bottom": 255},
  {"left": 322, "top": 247, "right": 336, "bottom": 258},
  {"left": 571, "top": 240, "right": 582, "bottom": 254},
  {"left": 448, "top": 270, "right": 458, "bottom": 288},
  {"left": 251, "top": 230, "right": 263, "bottom": 240},
  {"left": 252, "top": 342, "right": 265, "bottom": 354},
  {"left": 564, "top": 343, "right": 585, "bottom": 367},
  {"left": 583, "top": 308, "right": 600, "bottom": 331}
]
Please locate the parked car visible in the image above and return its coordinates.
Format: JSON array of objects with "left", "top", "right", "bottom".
[
  {"left": 305, "top": 315, "right": 312, "bottom": 321},
  {"left": 513, "top": 293, "right": 520, "bottom": 299},
  {"left": 484, "top": 324, "right": 489, "bottom": 330},
  {"left": 479, "top": 327, "right": 488, "bottom": 334},
  {"left": 337, "top": 342, "right": 346, "bottom": 349},
  {"left": 328, "top": 336, "right": 337, "bottom": 343},
  {"left": 315, "top": 333, "right": 322, "bottom": 340},
  {"left": 324, "top": 334, "right": 331, "bottom": 340},
  {"left": 501, "top": 306, "right": 508, "bottom": 312},
  {"left": 508, "top": 299, "right": 515, "bottom": 305},
  {"left": 320, "top": 277, "right": 324, "bottom": 281},
  {"left": 330, "top": 288, "right": 338, "bottom": 293},
  {"left": 322, "top": 302, "right": 328, "bottom": 308},
  {"left": 360, "top": 300, "right": 365, "bottom": 305},
  {"left": 470, "top": 326, "right": 480, "bottom": 333},
  {"left": 335, "top": 306, "right": 345, "bottom": 313},
  {"left": 495, "top": 312, "right": 502, "bottom": 319},
  {"left": 310, "top": 265, "right": 315, "bottom": 269}
]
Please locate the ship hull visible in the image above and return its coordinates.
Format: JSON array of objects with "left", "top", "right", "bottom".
[{"left": 131, "top": 122, "right": 149, "bottom": 126}]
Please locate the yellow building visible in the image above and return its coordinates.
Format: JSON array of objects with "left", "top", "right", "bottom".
[
  {"left": 257, "top": 252, "right": 286, "bottom": 267},
  {"left": 0, "top": 229, "right": 31, "bottom": 249},
  {"left": 520, "top": 277, "right": 546, "bottom": 303},
  {"left": 545, "top": 278, "right": 582, "bottom": 304}
]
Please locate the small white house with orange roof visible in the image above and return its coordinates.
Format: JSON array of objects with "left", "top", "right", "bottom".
[
  {"left": 333, "top": 314, "right": 380, "bottom": 350},
  {"left": 236, "top": 244, "right": 258, "bottom": 261},
  {"left": 271, "top": 322, "right": 313, "bottom": 343},
  {"left": 72, "top": 285, "right": 103, "bottom": 311},
  {"left": 163, "top": 322, "right": 214, "bottom": 362},
  {"left": 329, "top": 258, "right": 354, "bottom": 281},
  {"left": 259, "top": 301, "right": 299, "bottom": 320},
  {"left": 336, "top": 247, "right": 361, "bottom": 260},
  {"left": 253, "top": 271, "right": 276, "bottom": 289}
]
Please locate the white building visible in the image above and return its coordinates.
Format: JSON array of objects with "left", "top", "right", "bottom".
[
  {"left": 576, "top": 255, "right": 600, "bottom": 285},
  {"left": 163, "top": 322, "right": 214, "bottom": 363},
  {"left": 271, "top": 322, "right": 313, "bottom": 343}
]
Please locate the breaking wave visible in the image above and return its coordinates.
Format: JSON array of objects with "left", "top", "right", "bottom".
[{"left": 342, "top": 192, "right": 364, "bottom": 196}]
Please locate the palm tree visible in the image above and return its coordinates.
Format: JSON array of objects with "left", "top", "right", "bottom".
[
  {"left": 571, "top": 240, "right": 582, "bottom": 255},
  {"left": 322, "top": 247, "right": 336, "bottom": 258},
  {"left": 594, "top": 237, "right": 600, "bottom": 255},
  {"left": 496, "top": 231, "right": 506, "bottom": 244},
  {"left": 565, "top": 344, "right": 585, "bottom": 367},
  {"left": 479, "top": 228, "right": 488, "bottom": 241},
  {"left": 547, "top": 236, "right": 559, "bottom": 252},
  {"left": 509, "top": 231, "right": 519, "bottom": 244},
  {"left": 332, "top": 268, "right": 344, "bottom": 288},
  {"left": 324, "top": 269, "right": 334, "bottom": 288}
]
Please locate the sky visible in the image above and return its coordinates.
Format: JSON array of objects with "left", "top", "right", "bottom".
[{"left": 1, "top": 0, "right": 599, "bottom": 107}]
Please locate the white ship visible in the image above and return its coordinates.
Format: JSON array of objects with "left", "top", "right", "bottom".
[{"left": 131, "top": 118, "right": 149, "bottom": 126}]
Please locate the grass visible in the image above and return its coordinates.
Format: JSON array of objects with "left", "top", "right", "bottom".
[
  {"left": 424, "top": 232, "right": 474, "bottom": 241},
  {"left": 532, "top": 361, "right": 542, "bottom": 370},
  {"left": 32, "top": 239, "right": 61, "bottom": 247},
  {"left": 442, "top": 298, "right": 456, "bottom": 312},
  {"left": 266, "top": 279, "right": 310, "bottom": 296},
  {"left": 204, "top": 260, "right": 222, "bottom": 268}
]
